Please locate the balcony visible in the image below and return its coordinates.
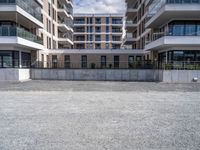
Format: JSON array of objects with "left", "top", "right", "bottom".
[
  {"left": 58, "top": 18, "right": 73, "bottom": 32},
  {"left": 124, "top": 33, "right": 137, "bottom": 44},
  {"left": 112, "top": 20, "right": 123, "bottom": 25},
  {"left": 145, "top": 32, "right": 200, "bottom": 51},
  {"left": 112, "top": 29, "right": 122, "bottom": 33},
  {"left": 74, "top": 20, "right": 85, "bottom": 25},
  {"left": 0, "top": 0, "right": 43, "bottom": 27},
  {"left": 146, "top": 0, "right": 200, "bottom": 28},
  {"left": 58, "top": 32, "right": 73, "bottom": 45},
  {"left": 57, "top": 4, "right": 73, "bottom": 19},
  {"left": 0, "top": 25, "right": 43, "bottom": 50},
  {"left": 125, "top": 20, "right": 137, "bottom": 29}
]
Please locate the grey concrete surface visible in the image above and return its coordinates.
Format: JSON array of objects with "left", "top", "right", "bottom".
[
  {"left": 31, "top": 69, "right": 160, "bottom": 81},
  {"left": 0, "top": 69, "right": 30, "bottom": 81},
  {"left": 0, "top": 81, "right": 200, "bottom": 150}
]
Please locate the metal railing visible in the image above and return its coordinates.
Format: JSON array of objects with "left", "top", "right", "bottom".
[
  {"left": 1, "top": 60, "right": 200, "bottom": 70},
  {"left": 146, "top": 31, "right": 200, "bottom": 44},
  {"left": 0, "top": 0, "right": 43, "bottom": 22},
  {"left": 0, "top": 26, "right": 43, "bottom": 44},
  {"left": 147, "top": 0, "right": 200, "bottom": 21}
]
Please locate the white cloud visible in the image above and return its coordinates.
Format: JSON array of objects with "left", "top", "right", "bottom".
[{"left": 74, "top": 0, "right": 126, "bottom": 14}]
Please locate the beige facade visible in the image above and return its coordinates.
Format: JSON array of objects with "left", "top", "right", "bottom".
[
  {"left": 40, "top": 50, "right": 145, "bottom": 69},
  {"left": 73, "top": 14, "right": 123, "bottom": 49},
  {"left": 41, "top": 0, "right": 73, "bottom": 50}
]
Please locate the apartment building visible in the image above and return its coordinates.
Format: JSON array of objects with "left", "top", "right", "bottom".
[
  {"left": 0, "top": 0, "right": 73, "bottom": 68},
  {"left": 145, "top": 0, "right": 200, "bottom": 64},
  {"left": 73, "top": 14, "right": 123, "bottom": 49},
  {"left": 125, "top": 0, "right": 200, "bottom": 64},
  {"left": 0, "top": 0, "right": 44, "bottom": 68}
]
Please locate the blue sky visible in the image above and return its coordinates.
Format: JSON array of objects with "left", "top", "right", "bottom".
[{"left": 74, "top": 0, "right": 126, "bottom": 14}]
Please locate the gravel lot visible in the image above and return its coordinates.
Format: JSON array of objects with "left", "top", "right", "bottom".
[{"left": 0, "top": 81, "right": 200, "bottom": 150}]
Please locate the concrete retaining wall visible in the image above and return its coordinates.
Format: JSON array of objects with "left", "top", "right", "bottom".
[
  {"left": 1, "top": 69, "right": 199, "bottom": 83},
  {"left": 0, "top": 69, "right": 30, "bottom": 81},
  {"left": 161, "top": 70, "right": 200, "bottom": 83},
  {"left": 31, "top": 69, "right": 161, "bottom": 81}
]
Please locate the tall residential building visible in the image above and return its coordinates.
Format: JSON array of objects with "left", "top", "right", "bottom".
[
  {"left": 145, "top": 0, "right": 200, "bottom": 63},
  {"left": 125, "top": 0, "right": 200, "bottom": 63},
  {"left": 124, "top": 0, "right": 150, "bottom": 60},
  {"left": 73, "top": 14, "right": 123, "bottom": 49},
  {"left": 0, "top": 0, "right": 73, "bottom": 68}
]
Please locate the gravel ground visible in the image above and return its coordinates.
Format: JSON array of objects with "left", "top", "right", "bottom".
[{"left": 0, "top": 81, "right": 200, "bottom": 150}]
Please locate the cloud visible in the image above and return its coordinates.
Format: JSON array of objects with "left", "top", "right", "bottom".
[{"left": 74, "top": 0, "right": 126, "bottom": 14}]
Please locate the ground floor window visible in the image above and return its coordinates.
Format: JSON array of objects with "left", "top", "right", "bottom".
[
  {"left": 101, "top": 56, "right": 107, "bottom": 68},
  {"left": 81, "top": 55, "right": 87, "bottom": 69},
  {"left": 158, "top": 50, "right": 200, "bottom": 69},
  {"left": 0, "top": 51, "right": 30, "bottom": 68},
  {"left": 158, "top": 50, "right": 200, "bottom": 62},
  {"left": 114, "top": 56, "right": 119, "bottom": 69}
]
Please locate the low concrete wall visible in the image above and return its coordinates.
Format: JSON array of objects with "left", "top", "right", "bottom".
[
  {"left": 1, "top": 69, "right": 199, "bottom": 83},
  {"left": 161, "top": 70, "right": 200, "bottom": 83},
  {"left": 0, "top": 69, "right": 30, "bottom": 81},
  {"left": 31, "top": 69, "right": 161, "bottom": 81}
]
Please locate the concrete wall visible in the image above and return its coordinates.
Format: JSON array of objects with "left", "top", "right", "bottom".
[
  {"left": 0, "top": 69, "right": 30, "bottom": 81},
  {"left": 31, "top": 69, "right": 161, "bottom": 81},
  {"left": 161, "top": 70, "right": 200, "bottom": 83},
  {"left": 1, "top": 69, "right": 200, "bottom": 83}
]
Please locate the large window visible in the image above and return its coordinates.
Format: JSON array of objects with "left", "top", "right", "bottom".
[
  {"left": 81, "top": 55, "right": 87, "bottom": 68},
  {"left": 101, "top": 56, "right": 106, "bottom": 68},
  {"left": 0, "top": 51, "right": 30, "bottom": 68},
  {"left": 158, "top": 50, "right": 200, "bottom": 62},
  {"left": 64, "top": 55, "right": 70, "bottom": 68},
  {"left": 169, "top": 21, "right": 200, "bottom": 36},
  {"left": 114, "top": 56, "right": 119, "bottom": 69}
]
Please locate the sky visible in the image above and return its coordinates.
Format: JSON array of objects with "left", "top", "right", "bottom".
[{"left": 74, "top": 0, "right": 126, "bottom": 14}]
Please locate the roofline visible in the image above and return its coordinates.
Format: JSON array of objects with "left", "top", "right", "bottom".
[{"left": 73, "top": 13, "right": 124, "bottom": 17}]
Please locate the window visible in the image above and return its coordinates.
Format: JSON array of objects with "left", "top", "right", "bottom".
[
  {"left": 95, "top": 35, "right": 101, "bottom": 41},
  {"left": 106, "top": 43, "right": 109, "bottom": 49},
  {"left": 48, "top": 3, "right": 51, "bottom": 16},
  {"left": 81, "top": 55, "right": 87, "bottom": 68},
  {"left": 95, "top": 18, "right": 101, "bottom": 24},
  {"left": 114, "top": 56, "right": 119, "bottom": 69},
  {"left": 106, "top": 26, "right": 109, "bottom": 33},
  {"left": 101, "top": 56, "right": 106, "bottom": 68},
  {"left": 185, "top": 23, "right": 196, "bottom": 36},
  {"left": 53, "top": 24, "right": 55, "bottom": 35},
  {"left": 106, "top": 17, "right": 109, "bottom": 24},
  {"left": 106, "top": 35, "right": 109, "bottom": 41},
  {"left": 128, "top": 56, "right": 134, "bottom": 68},
  {"left": 64, "top": 55, "right": 70, "bottom": 68},
  {"left": 49, "top": 20, "right": 51, "bottom": 33},
  {"left": 95, "top": 43, "right": 101, "bottom": 49},
  {"left": 41, "top": 54, "right": 44, "bottom": 68},
  {"left": 95, "top": 26, "right": 101, "bottom": 33},
  {"left": 52, "top": 55, "right": 57, "bottom": 68}
]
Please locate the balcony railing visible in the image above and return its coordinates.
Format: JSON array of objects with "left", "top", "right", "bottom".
[
  {"left": 0, "top": 0, "right": 43, "bottom": 22},
  {"left": 0, "top": 26, "right": 43, "bottom": 44},
  {"left": 147, "top": 0, "right": 200, "bottom": 21},
  {"left": 58, "top": 4, "right": 73, "bottom": 15},
  {"left": 74, "top": 21, "right": 85, "bottom": 24},
  {"left": 146, "top": 31, "right": 200, "bottom": 44},
  {"left": 112, "top": 29, "right": 122, "bottom": 33},
  {"left": 58, "top": 19, "right": 73, "bottom": 29},
  {"left": 112, "top": 21, "right": 123, "bottom": 24},
  {"left": 126, "top": 20, "right": 137, "bottom": 25}
]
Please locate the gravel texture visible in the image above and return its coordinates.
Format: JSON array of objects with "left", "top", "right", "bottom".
[{"left": 0, "top": 81, "right": 200, "bottom": 150}]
